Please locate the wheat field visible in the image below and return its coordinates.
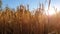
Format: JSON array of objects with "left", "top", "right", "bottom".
[{"left": 0, "top": 4, "right": 60, "bottom": 34}]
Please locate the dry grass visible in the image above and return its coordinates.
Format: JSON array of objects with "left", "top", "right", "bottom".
[{"left": 0, "top": 5, "right": 60, "bottom": 34}]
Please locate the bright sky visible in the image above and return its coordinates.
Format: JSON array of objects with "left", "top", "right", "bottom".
[{"left": 2, "top": 0, "right": 60, "bottom": 10}]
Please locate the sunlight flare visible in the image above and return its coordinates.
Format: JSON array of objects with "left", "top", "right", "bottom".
[{"left": 45, "top": 7, "right": 56, "bottom": 16}]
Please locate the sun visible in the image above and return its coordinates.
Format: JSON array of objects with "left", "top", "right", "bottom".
[{"left": 45, "top": 7, "right": 56, "bottom": 16}]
